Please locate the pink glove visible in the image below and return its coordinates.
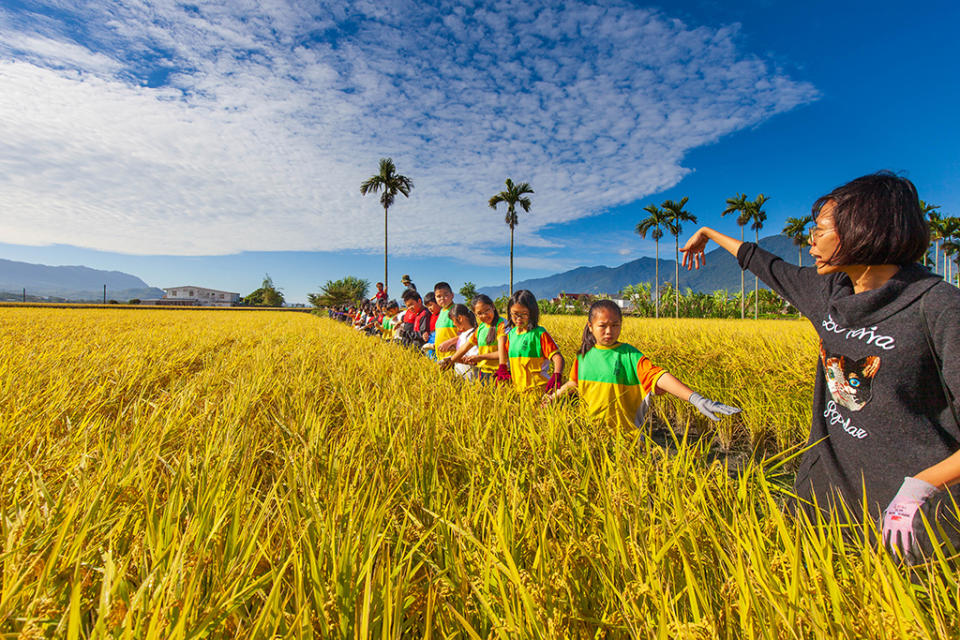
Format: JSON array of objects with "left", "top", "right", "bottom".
[
  {"left": 494, "top": 364, "right": 511, "bottom": 383},
  {"left": 544, "top": 372, "right": 561, "bottom": 393},
  {"left": 882, "top": 477, "right": 939, "bottom": 559}
]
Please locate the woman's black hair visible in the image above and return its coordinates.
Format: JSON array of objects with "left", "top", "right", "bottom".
[
  {"left": 578, "top": 299, "right": 623, "bottom": 355},
  {"left": 449, "top": 303, "right": 476, "bottom": 328},
  {"left": 813, "top": 171, "right": 929, "bottom": 266},
  {"left": 471, "top": 294, "right": 501, "bottom": 345},
  {"left": 505, "top": 289, "right": 539, "bottom": 331}
]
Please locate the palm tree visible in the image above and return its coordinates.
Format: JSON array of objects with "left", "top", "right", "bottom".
[
  {"left": 635, "top": 203, "right": 669, "bottom": 318},
  {"left": 782, "top": 215, "right": 812, "bottom": 266},
  {"left": 746, "top": 194, "right": 769, "bottom": 320},
  {"left": 489, "top": 178, "right": 534, "bottom": 296},
  {"left": 942, "top": 217, "right": 960, "bottom": 286},
  {"left": 360, "top": 158, "right": 414, "bottom": 295},
  {"left": 723, "top": 193, "right": 750, "bottom": 319},
  {"left": 661, "top": 197, "right": 697, "bottom": 318},
  {"left": 920, "top": 200, "right": 941, "bottom": 268}
]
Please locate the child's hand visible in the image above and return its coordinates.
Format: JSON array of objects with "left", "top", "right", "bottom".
[
  {"left": 439, "top": 337, "right": 458, "bottom": 351},
  {"left": 494, "top": 364, "right": 511, "bottom": 383},
  {"left": 541, "top": 392, "right": 556, "bottom": 407},
  {"left": 688, "top": 392, "right": 741, "bottom": 421},
  {"left": 438, "top": 358, "right": 453, "bottom": 371},
  {"left": 461, "top": 354, "right": 477, "bottom": 365},
  {"left": 544, "top": 372, "right": 562, "bottom": 393}
]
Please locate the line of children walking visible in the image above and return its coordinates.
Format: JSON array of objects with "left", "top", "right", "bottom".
[{"left": 332, "top": 281, "right": 740, "bottom": 431}]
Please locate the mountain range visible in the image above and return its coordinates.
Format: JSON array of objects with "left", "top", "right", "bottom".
[
  {"left": 0, "top": 258, "right": 165, "bottom": 301},
  {"left": 478, "top": 234, "right": 806, "bottom": 300}
]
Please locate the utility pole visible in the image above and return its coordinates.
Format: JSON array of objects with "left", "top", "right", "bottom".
[
  {"left": 22, "top": 288, "right": 26, "bottom": 302},
  {"left": 103, "top": 284, "right": 106, "bottom": 304}
]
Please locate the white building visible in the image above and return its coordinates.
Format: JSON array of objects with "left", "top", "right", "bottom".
[{"left": 161, "top": 286, "right": 240, "bottom": 307}]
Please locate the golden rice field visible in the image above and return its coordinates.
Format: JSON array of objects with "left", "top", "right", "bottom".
[{"left": 1, "top": 307, "right": 958, "bottom": 638}]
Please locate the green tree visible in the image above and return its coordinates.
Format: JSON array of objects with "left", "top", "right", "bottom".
[
  {"left": 782, "top": 215, "right": 812, "bottom": 266},
  {"left": 308, "top": 276, "right": 370, "bottom": 308},
  {"left": 920, "top": 200, "right": 941, "bottom": 268},
  {"left": 488, "top": 178, "right": 534, "bottom": 296},
  {"left": 746, "top": 194, "right": 769, "bottom": 320},
  {"left": 722, "top": 193, "right": 750, "bottom": 319},
  {"left": 360, "top": 158, "right": 414, "bottom": 296},
  {"left": 459, "top": 282, "right": 478, "bottom": 302},
  {"left": 244, "top": 274, "right": 285, "bottom": 307},
  {"left": 661, "top": 197, "right": 697, "bottom": 319},
  {"left": 635, "top": 203, "right": 669, "bottom": 318},
  {"left": 941, "top": 217, "right": 960, "bottom": 286}
]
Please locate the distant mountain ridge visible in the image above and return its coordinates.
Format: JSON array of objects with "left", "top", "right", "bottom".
[
  {"left": 478, "top": 235, "right": 804, "bottom": 300},
  {"left": 0, "top": 258, "right": 164, "bottom": 300}
]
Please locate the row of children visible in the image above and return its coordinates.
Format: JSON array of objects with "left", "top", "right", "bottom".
[{"left": 331, "top": 282, "right": 740, "bottom": 430}]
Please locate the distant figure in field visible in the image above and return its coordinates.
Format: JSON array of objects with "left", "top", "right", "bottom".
[
  {"left": 373, "top": 282, "right": 388, "bottom": 303},
  {"left": 401, "top": 274, "right": 417, "bottom": 293},
  {"left": 439, "top": 304, "right": 480, "bottom": 380},
  {"left": 420, "top": 292, "right": 440, "bottom": 360},
  {"left": 447, "top": 294, "right": 508, "bottom": 382},
  {"left": 498, "top": 289, "right": 564, "bottom": 393},
  {"left": 681, "top": 171, "right": 960, "bottom": 562},
  {"left": 433, "top": 282, "right": 458, "bottom": 361},
  {"left": 398, "top": 290, "right": 430, "bottom": 347},
  {"left": 544, "top": 299, "right": 740, "bottom": 430}
]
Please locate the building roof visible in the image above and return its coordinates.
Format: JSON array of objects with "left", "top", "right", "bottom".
[{"left": 164, "top": 286, "right": 239, "bottom": 296}]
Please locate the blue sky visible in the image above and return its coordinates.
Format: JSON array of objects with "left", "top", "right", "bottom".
[{"left": 0, "top": 0, "right": 957, "bottom": 302}]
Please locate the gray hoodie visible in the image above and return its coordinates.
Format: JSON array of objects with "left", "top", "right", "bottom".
[{"left": 738, "top": 243, "right": 960, "bottom": 522}]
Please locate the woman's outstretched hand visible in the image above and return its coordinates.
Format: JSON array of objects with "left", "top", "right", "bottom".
[{"left": 680, "top": 227, "right": 711, "bottom": 270}]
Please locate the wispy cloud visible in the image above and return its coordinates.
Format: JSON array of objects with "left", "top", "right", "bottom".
[{"left": 0, "top": 0, "right": 817, "bottom": 258}]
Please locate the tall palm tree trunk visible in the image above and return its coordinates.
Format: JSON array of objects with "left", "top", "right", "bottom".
[
  {"left": 383, "top": 205, "right": 389, "bottom": 295},
  {"left": 739, "top": 226, "right": 745, "bottom": 319},
  {"left": 509, "top": 225, "right": 515, "bottom": 296},
  {"left": 754, "top": 228, "right": 759, "bottom": 320},
  {"left": 798, "top": 246, "right": 802, "bottom": 267},
  {"left": 654, "top": 240, "right": 659, "bottom": 319},
  {"left": 674, "top": 236, "right": 680, "bottom": 319}
]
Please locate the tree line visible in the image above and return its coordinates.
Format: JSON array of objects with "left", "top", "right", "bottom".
[{"left": 347, "top": 158, "right": 960, "bottom": 316}]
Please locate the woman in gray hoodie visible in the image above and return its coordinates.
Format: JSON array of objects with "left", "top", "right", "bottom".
[{"left": 680, "top": 172, "right": 960, "bottom": 561}]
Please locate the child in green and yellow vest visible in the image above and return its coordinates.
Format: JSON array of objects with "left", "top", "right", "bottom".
[
  {"left": 379, "top": 300, "right": 401, "bottom": 341},
  {"left": 442, "top": 294, "right": 507, "bottom": 381},
  {"left": 544, "top": 300, "right": 740, "bottom": 430},
  {"left": 497, "top": 290, "right": 564, "bottom": 393},
  {"left": 432, "top": 281, "right": 458, "bottom": 361}
]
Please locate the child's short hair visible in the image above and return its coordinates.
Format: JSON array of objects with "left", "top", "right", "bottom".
[
  {"left": 386, "top": 300, "right": 400, "bottom": 310},
  {"left": 423, "top": 291, "right": 437, "bottom": 305},
  {"left": 505, "top": 289, "right": 539, "bottom": 331},
  {"left": 813, "top": 171, "right": 929, "bottom": 266},
  {"left": 579, "top": 299, "right": 623, "bottom": 355},
  {"left": 433, "top": 281, "right": 453, "bottom": 294},
  {"left": 449, "top": 303, "right": 477, "bottom": 328},
  {"left": 401, "top": 289, "right": 421, "bottom": 303}
]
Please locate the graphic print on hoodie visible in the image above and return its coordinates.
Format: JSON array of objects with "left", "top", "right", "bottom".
[{"left": 820, "top": 344, "right": 880, "bottom": 411}]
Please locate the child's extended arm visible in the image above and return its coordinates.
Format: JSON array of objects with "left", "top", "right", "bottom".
[
  {"left": 439, "top": 340, "right": 473, "bottom": 370},
  {"left": 542, "top": 379, "right": 576, "bottom": 405},
  {"left": 655, "top": 373, "right": 741, "bottom": 422},
  {"left": 544, "top": 352, "right": 565, "bottom": 393}
]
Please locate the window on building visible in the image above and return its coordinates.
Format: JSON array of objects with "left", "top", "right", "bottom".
[{"left": 189, "top": 290, "right": 194, "bottom": 296}]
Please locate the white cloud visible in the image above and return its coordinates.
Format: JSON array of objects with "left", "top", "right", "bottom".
[{"left": 0, "top": 0, "right": 817, "bottom": 258}]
